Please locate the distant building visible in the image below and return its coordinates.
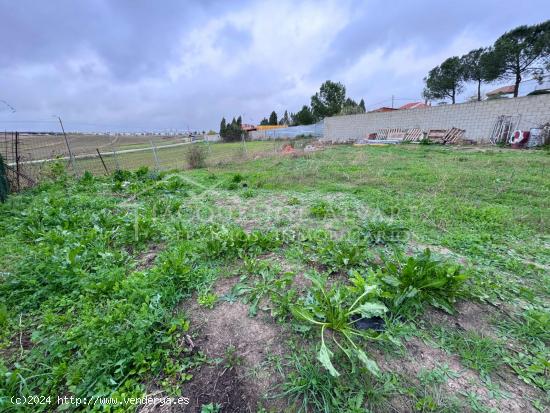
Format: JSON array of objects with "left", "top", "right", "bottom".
[
  {"left": 369, "top": 107, "right": 398, "bottom": 113},
  {"left": 486, "top": 85, "right": 515, "bottom": 98},
  {"left": 399, "top": 102, "right": 429, "bottom": 110},
  {"left": 241, "top": 123, "right": 256, "bottom": 132}
]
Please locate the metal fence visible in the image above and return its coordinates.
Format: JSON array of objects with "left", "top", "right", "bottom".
[{"left": 0, "top": 132, "right": 300, "bottom": 192}]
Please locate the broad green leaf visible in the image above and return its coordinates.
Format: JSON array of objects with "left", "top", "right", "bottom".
[
  {"left": 353, "top": 302, "right": 387, "bottom": 318},
  {"left": 354, "top": 349, "right": 380, "bottom": 377},
  {"left": 318, "top": 342, "right": 340, "bottom": 377},
  {"left": 363, "top": 284, "right": 378, "bottom": 294},
  {"left": 381, "top": 275, "right": 400, "bottom": 287}
]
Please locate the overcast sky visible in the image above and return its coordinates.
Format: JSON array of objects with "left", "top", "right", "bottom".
[{"left": 0, "top": 0, "right": 548, "bottom": 132}]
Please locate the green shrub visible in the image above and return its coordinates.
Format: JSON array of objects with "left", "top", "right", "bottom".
[
  {"left": 309, "top": 200, "right": 335, "bottom": 218},
  {"left": 185, "top": 143, "right": 208, "bottom": 169},
  {"left": 0, "top": 153, "right": 8, "bottom": 202},
  {"left": 377, "top": 249, "right": 469, "bottom": 316}
]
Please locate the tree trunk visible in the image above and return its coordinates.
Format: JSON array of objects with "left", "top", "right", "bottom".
[
  {"left": 451, "top": 89, "right": 456, "bottom": 104},
  {"left": 514, "top": 72, "right": 521, "bottom": 97},
  {"left": 477, "top": 80, "right": 482, "bottom": 101}
]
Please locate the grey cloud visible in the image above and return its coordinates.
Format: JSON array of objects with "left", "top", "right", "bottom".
[{"left": 0, "top": 0, "right": 547, "bottom": 132}]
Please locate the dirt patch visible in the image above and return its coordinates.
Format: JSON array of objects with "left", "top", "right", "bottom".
[
  {"left": 175, "top": 280, "right": 289, "bottom": 412},
  {"left": 177, "top": 363, "right": 252, "bottom": 412},
  {"left": 423, "top": 300, "right": 498, "bottom": 339},
  {"left": 136, "top": 243, "right": 164, "bottom": 270},
  {"left": 374, "top": 337, "right": 540, "bottom": 412}
]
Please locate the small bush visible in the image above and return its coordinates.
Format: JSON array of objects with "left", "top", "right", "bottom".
[
  {"left": 186, "top": 143, "right": 208, "bottom": 169},
  {"left": 0, "top": 153, "right": 9, "bottom": 202},
  {"left": 309, "top": 200, "right": 335, "bottom": 218}
]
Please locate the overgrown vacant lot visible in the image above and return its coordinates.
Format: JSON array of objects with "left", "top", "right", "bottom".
[{"left": 0, "top": 144, "right": 548, "bottom": 412}]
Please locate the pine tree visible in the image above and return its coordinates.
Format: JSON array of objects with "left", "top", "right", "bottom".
[
  {"left": 220, "top": 117, "right": 227, "bottom": 135},
  {"left": 279, "top": 110, "right": 290, "bottom": 125},
  {"left": 237, "top": 116, "right": 242, "bottom": 127},
  {"left": 359, "top": 99, "right": 366, "bottom": 112},
  {"left": 269, "top": 111, "right": 278, "bottom": 125},
  {"left": 0, "top": 154, "right": 9, "bottom": 203}
]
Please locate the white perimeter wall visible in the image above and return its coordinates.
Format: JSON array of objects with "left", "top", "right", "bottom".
[{"left": 323, "top": 94, "right": 550, "bottom": 142}]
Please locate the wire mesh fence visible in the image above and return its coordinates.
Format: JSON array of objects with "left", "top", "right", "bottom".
[{"left": 0, "top": 132, "right": 304, "bottom": 192}]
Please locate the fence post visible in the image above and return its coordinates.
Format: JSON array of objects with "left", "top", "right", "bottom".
[
  {"left": 96, "top": 148, "right": 109, "bottom": 174},
  {"left": 150, "top": 140, "right": 160, "bottom": 170},
  {"left": 15, "top": 132, "right": 20, "bottom": 191},
  {"left": 112, "top": 146, "right": 120, "bottom": 171},
  {"left": 56, "top": 116, "right": 79, "bottom": 177}
]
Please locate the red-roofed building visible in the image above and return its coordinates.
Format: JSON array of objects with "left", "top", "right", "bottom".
[
  {"left": 399, "top": 102, "right": 429, "bottom": 110},
  {"left": 486, "top": 85, "right": 515, "bottom": 98},
  {"left": 369, "top": 107, "right": 397, "bottom": 113}
]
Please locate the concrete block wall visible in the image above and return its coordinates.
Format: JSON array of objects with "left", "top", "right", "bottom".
[{"left": 323, "top": 94, "right": 550, "bottom": 142}]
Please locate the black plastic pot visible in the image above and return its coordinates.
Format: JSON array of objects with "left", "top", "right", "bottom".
[{"left": 350, "top": 314, "right": 386, "bottom": 331}]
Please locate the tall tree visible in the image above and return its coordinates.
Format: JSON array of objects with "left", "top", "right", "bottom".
[
  {"left": 359, "top": 99, "right": 366, "bottom": 112},
  {"left": 219, "top": 117, "right": 226, "bottom": 135},
  {"left": 293, "top": 105, "right": 315, "bottom": 125},
  {"left": 259, "top": 117, "right": 269, "bottom": 125},
  {"left": 340, "top": 98, "right": 364, "bottom": 115},
  {"left": 269, "top": 111, "right": 278, "bottom": 125},
  {"left": 279, "top": 110, "right": 290, "bottom": 125},
  {"left": 461, "top": 48, "right": 497, "bottom": 101},
  {"left": 311, "top": 80, "right": 346, "bottom": 120},
  {"left": 423, "top": 56, "right": 464, "bottom": 104},
  {"left": 236, "top": 116, "right": 242, "bottom": 127},
  {"left": 488, "top": 21, "right": 550, "bottom": 97}
]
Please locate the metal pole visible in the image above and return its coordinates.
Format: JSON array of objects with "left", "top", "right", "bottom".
[
  {"left": 112, "top": 147, "right": 120, "bottom": 171},
  {"left": 56, "top": 116, "right": 79, "bottom": 176},
  {"left": 96, "top": 148, "right": 109, "bottom": 174},
  {"left": 15, "top": 132, "right": 20, "bottom": 191},
  {"left": 150, "top": 140, "right": 160, "bottom": 170}
]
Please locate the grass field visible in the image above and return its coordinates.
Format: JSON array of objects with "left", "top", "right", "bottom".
[{"left": 0, "top": 143, "right": 548, "bottom": 412}]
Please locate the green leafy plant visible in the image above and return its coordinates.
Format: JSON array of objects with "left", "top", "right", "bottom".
[
  {"left": 290, "top": 273, "right": 385, "bottom": 377},
  {"left": 377, "top": 249, "right": 469, "bottom": 316},
  {"left": 201, "top": 402, "right": 222, "bottom": 413},
  {"left": 198, "top": 290, "right": 218, "bottom": 309},
  {"left": 232, "top": 265, "right": 293, "bottom": 316},
  {"left": 287, "top": 196, "right": 300, "bottom": 205},
  {"left": 309, "top": 200, "right": 335, "bottom": 218}
]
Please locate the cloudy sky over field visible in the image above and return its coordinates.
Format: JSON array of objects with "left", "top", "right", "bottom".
[{"left": 0, "top": 0, "right": 547, "bottom": 131}]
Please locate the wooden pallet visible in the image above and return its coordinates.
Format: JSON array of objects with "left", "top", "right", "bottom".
[
  {"left": 427, "top": 129, "right": 447, "bottom": 143},
  {"left": 403, "top": 128, "right": 423, "bottom": 142},
  {"left": 442, "top": 127, "right": 465, "bottom": 144},
  {"left": 377, "top": 128, "right": 403, "bottom": 139},
  {"left": 387, "top": 131, "right": 406, "bottom": 140}
]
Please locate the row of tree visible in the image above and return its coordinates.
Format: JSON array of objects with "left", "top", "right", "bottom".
[
  {"left": 257, "top": 81, "right": 367, "bottom": 126},
  {"left": 219, "top": 80, "right": 366, "bottom": 134},
  {"left": 423, "top": 20, "right": 550, "bottom": 103},
  {"left": 219, "top": 116, "right": 243, "bottom": 142}
]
